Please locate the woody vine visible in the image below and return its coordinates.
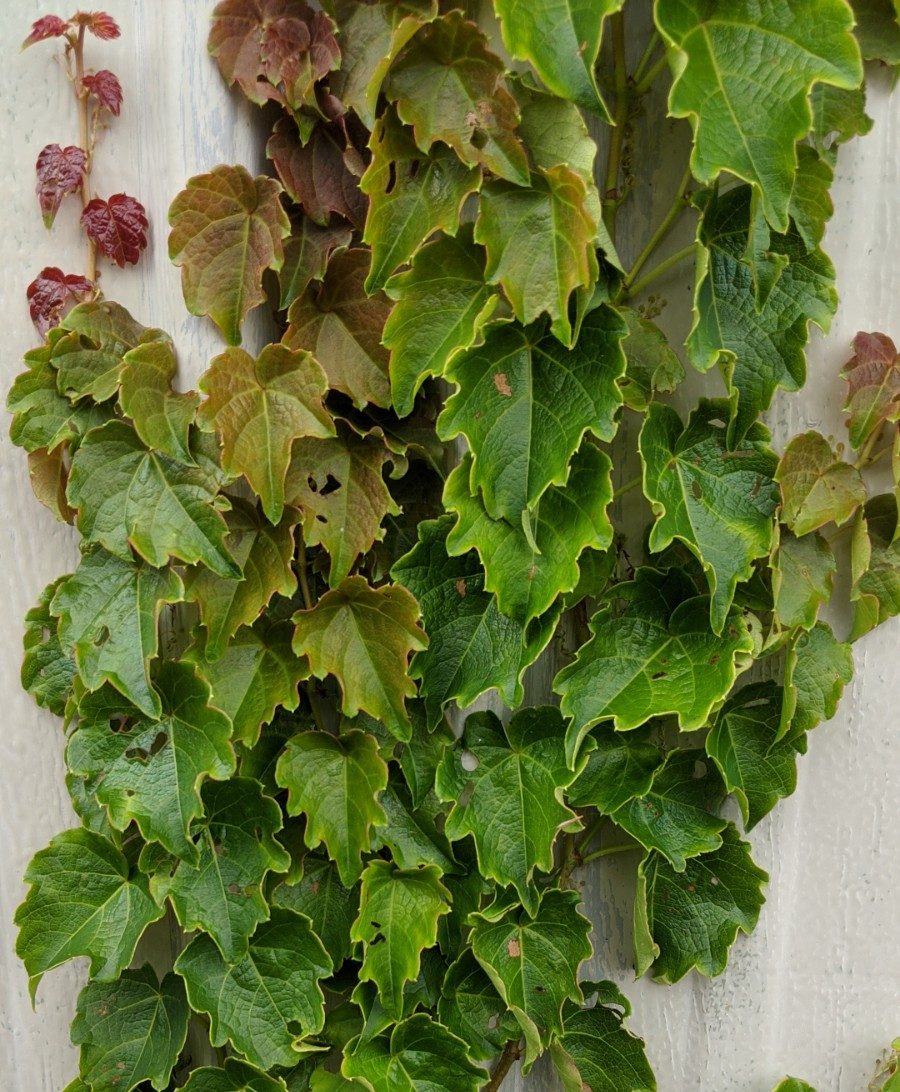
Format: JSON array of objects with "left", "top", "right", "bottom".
[{"left": 9, "top": 3, "right": 900, "bottom": 1091}]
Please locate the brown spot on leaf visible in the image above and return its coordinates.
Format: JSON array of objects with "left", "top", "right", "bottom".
[
  {"left": 507, "top": 938, "right": 521, "bottom": 958},
  {"left": 493, "top": 372, "right": 512, "bottom": 397},
  {"left": 456, "top": 578, "right": 467, "bottom": 597}
]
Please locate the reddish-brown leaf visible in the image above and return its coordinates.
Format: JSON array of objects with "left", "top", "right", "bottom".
[
  {"left": 209, "top": 0, "right": 339, "bottom": 110},
  {"left": 82, "top": 69, "right": 123, "bottom": 115},
  {"left": 26, "top": 267, "right": 94, "bottom": 337},
  {"left": 35, "top": 144, "right": 87, "bottom": 228},
  {"left": 81, "top": 194, "right": 149, "bottom": 267},
  {"left": 22, "top": 15, "right": 69, "bottom": 49},
  {"left": 842, "top": 331, "right": 900, "bottom": 450},
  {"left": 72, "top": 11, "right": 121, "bottom": 39},
  {"left": 267, "top": 117, "right": 367, "bottom": 228}
]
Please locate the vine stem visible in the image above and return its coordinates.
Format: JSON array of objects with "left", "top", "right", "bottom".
[
  {"left": 575, "top": 813, "right": 605, "bottom": 855},
  {"left": 72, "top": 25, "right": 98, "bottom": 284},
  {"left": 485, "top": 1039, "right": 522, "bottom": 1091},
  {"left": 581, "top": 842, "right": 641, "bottom": 866},
  {"left": 620, "top": 162, "right": 693, "bottom": 295},
  {"left": 602, "top": 10, "right": 629, "bottom": 242},
  {"left": 621, "top": 243, "right": 696, "bottom": 300}
]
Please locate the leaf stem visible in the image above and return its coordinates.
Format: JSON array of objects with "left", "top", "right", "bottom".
[
  {"left": 72, "top": 25, "right": 97, "bottom": 284},
  {"left": 622, "top": 244, "right": 696, "bottom": 300},
  {"left": 558, "top": 831, "right": 579, "bottom": 889},
  {"left": 634, "top": 50, "right": 670, "bottom": 97},
  {"left": 853, "top": 423, "right": 888, "bottom": 470},
  {"left": 602, "top": 10, "right": 629, "bottom": 242},
  {"left": 581, "top": 841, "right": 641, "bottom": 866},
  {"left": 613, "top": 475, "right": 643, "bottom": 501},
  {"left": 485, "top": 1039, "right": 522, "bottom": 1091},
  {"left": 575, "top": 812, "right": 605, "bottom": 855},
  {"left": 632, "top": 29, "right": 662, "bottom": 85},
  {"left": 621, "top": 162, "right": 693, "bottom": 294}
]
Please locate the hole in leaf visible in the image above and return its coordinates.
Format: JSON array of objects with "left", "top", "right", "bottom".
[
  {"left": 461, "top": 750, "right": 479, "bottom": 772},
  {"left": 384, "top": 161, "right": 397, "bottom": 195},
  {"left": 692, "top": 759, "right": 707, "bottom": 779}
]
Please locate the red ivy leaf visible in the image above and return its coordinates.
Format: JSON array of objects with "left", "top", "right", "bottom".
[
  {"left": 81, "top": 194, "right": 149, "bottom": 267},
  {"left": 209, "top": 0, "right": 339, "bottom": 111},
  {"left": 267, "top": 117, "right": 367, "bottom": 228},
  {"left": 36, "top": 144, "right": 87, "bottom": 228},
  {"left": 72, "top": 11, "right": 121, "bottom": 39},
  {"left": 82, "top": 70, "right": 123, "bottom": 115},
  {"left": 22, "top": 15, "right": 69, "bottom": 49},
  {"left": 27, "top": 267, "right": 93, "bottom": 337},
  {"left": 841, "top": 331, "right": 900, "bottom": 450}
]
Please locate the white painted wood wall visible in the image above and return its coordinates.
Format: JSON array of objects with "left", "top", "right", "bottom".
[{"left": 0, "top": 4, "right": 896, "bottom": 1090}]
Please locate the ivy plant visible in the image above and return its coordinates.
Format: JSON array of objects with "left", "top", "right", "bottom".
[{"left": 10, "top": 3, "right": 900, "bottom": 1090}]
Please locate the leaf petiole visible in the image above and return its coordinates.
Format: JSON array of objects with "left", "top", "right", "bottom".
[{"left": 621, "top": 243, "right": 696, "bottom": 300}]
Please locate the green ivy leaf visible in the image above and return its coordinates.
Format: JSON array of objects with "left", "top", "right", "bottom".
[
  {"left": 183, "top": 500, "right": 299, "bottom": 662},
  {"left": 361, "top": 107, "right": 480, "bottom": 292},
  {"left": 384, "top": 11, "right": 529, "bottom": 186},
  {"left": 284, "top": 249, "right": 392, "bottom": 409},
  {"left": 22, "top": 577, "right": 77, "bottom": 716},
  {"left": 474, "top": 166, "right": 598, "bottom": 345},
  {"left": 145, "top": 777, "right": 290, "bottom": 962},
  {"left": 850, "top": 495, "right": 900, "bottom": 639},
  {"left": 67, "top": 662, "right": 235, "bottom": 862},
  {"left": 634, "top": 824, "right": 767, "bottom": 983},
  {"left": 198, "top": 344, "right": 334, "bottom": 523},
  {"left": 292, "top": 576, "right": 427, "bottom": 740},
  {"left": 51, "top": 548, "right": 184, "bottom": 718},
  {"left": 550, "top": 981, "right": 656, "bottom": 1092},
  {"left": 329, "top": 0, "right": 438, "bottom": 129},
  {"left": 285, "top": 423, "right": 400, "bottom": 587},
  {"left": 851, "top": 0, "right": 900, "bottom": 65},
  {"left": 343, "top": 1013, "right": 485, "bottom": 1091},
  {"left": 71, "top": 966, "right": 189, "bottom": 1092},
  {"left": 639, "top": 400, "right": 779, "bottom": 633},
  {"left": 184, "top": 620, "right": 307, "bottom": 746},
  {"left": 617, "top": 307, "right": 685, "bottom": 412},
  {"left": 444, "top": 443, "right": 613, "bottom": 624},
  {"left": 351, "top": 859, "right": 449, "bottom": 1020},
  {"left": 8, "top": 337, "right": 114, "bottom": 453},
  {"left": 554, "top": 567, "right": 754, "bottom": 766},
  {"left": 182, "top": 1059, "right": 289, "bottom": 1091},
  {"left": 567, "top": 726, "right": 663, "bottom": 813},
  {"left": 168, "top": 165, "right": 290, "bottom": 345},
  {"left": 656, "top": 0, "right": 862, "bottom": 231},
  {"left": 470, "top": 887, "right": 591, "bottom": 1067},
  {"left": 391, "top": 516, "right": 559, "bottom": 725},
  {"left": 437, "top": 950, "right": 518, "bottom": 1062},
  {"left": 787, "top": 145, "right": 835, "bottom": 251},
  {"left": 119, "top": 339, "right": 200, "bottom": 463},
  {"left": 383, "top": 226, "right": 499, "bottom": 417},
  {"left": 772, "top": 1079, "right": 817, "bottom": 1092},
  {"left": 15, "top": 828, "right": 163, "bottom": 997},
  {"left": 273, "top": 856, "right": 359, "bottom": 967},
  {"left": 439, "top": 308, "right": 626, "bottom": 525},
  {"left": 373, "top": 781, "right": 457, "bottom": 874},
  {"left": 68, "top": 420, "right": 240, "bottom": 578},
  {"left": 771, "top": 527, "right": 836, "bottom": 630},
  {"left": 53, "top": 300, "right": 169, "bottom": 403},
  {"left": 276, "top": 730, "right": 389, "bottom": 886},
  {"left": 398, "top": 709, "right": 453, "bottom": 809},
  {"left": 809, "top": 84, "right": 872, "bottom": 164},
  {"left": 776, "top": 431, "right": 866, "bottom": 536},
  {"left": 495, "top": 0, "right": 623, "bottom": 118},
  {"left": 612, "top": 750, "right": 726, "bottom": 871},
  {"left": 780, "top": 621, "right": 854, "bottom": 738},
  {"left": 279, "top": 218, "right": 353, "bottom": 311},
  {"left": 841, "top": 331, "right": 900, "bottom": 451},
  {"left": 175, "top": 908, "right": 332, "bottom": 1069},
  {"left": 688, "top": 188, "right": 837, "bottom": 443},
  {"left": 436, "top": 708, "right": 579, "bottom": 912}
]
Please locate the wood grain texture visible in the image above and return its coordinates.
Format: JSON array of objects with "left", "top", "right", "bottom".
[{"left": 0, "top": 4, "right": 896, "bottom": 1091}]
